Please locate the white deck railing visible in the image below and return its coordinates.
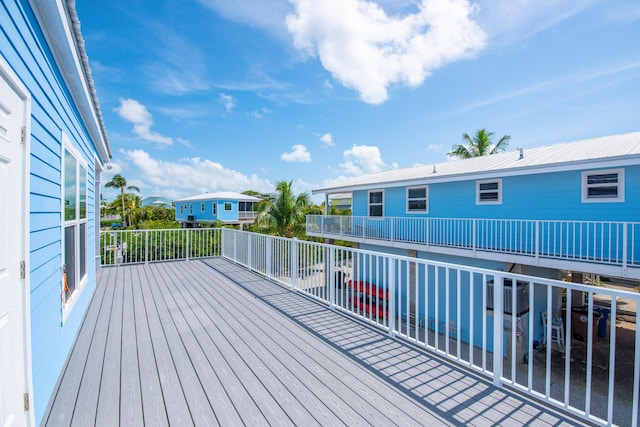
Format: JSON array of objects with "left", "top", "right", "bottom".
[
  {"left": 99, "top": 228, "right": 640, "bottom": 426},
  {"left": 307, "top": 215, "right": 640, "bottom": 274},
  {"left": 100, "top": 228, "right": 222, "bottom": 265}
]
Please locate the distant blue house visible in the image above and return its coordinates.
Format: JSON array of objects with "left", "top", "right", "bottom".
[
  {"left": 1, "top": 1, "right": 110, "bottom": 424},
  {"left": 175, "top": 192, "right": 260, "bottom": 227},
  {"left": 308, "top": 132, "right": 640, "bottom": 354}
]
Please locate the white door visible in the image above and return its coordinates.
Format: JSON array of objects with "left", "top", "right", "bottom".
[{"left": 0, "top": 65, "right": 28, "bottom": 427}]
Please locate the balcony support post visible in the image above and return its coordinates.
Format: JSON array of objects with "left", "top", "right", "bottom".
[
  {"left": 186, "top": 229, "right": 190, "bottom": 261},
  {"left": 623, "top": 223, "right": 628, "bottom": 277},
  {"left": 145, "top": 230, "right": 149, "bottom": 265}
]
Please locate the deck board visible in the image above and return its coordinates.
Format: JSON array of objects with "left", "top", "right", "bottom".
[{"left": 43, "top": 258, "right": 588, "bottom": 427}]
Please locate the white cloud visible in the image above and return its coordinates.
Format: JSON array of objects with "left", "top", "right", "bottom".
[
  {"left": 219, "top": 93, "right": 235, "bottom": 112},
  {"left": 281, "top": 144, "right": 312, "bottom": 162},
  {"left": 123, "top": 149, "right": 274, "bottom": 198},
  {"left": 319, "top": 133, "right": 335, "bottom": 146},
  {"left": 287, "top": 0, "right": 486, "bottom": 104},
  {"left": 114, "top": 98, "right": 173, "bottom": 146},
  {"left": 340, "top": 144, "right": 385, "bottom": 175},
  {"left": 426, "top": 143, "right": 444, "bottom": 151},
  {"left": 197, "top": 0, "right": 293, "bottom": 39}
]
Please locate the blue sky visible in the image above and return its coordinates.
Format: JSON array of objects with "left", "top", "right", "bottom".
[{"left": 77, "top": 0, "right": 640, "bottom": 203}]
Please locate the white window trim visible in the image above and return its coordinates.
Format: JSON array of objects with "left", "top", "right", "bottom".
[
  {"left": 368, "top": 189, "right": 384, "bottom": 217},
  {"left": 582, "top": 168, "right": 625, "bottom": 203},
  {"left": 476, "top": 179, "right": 502, "bottom": 205},
  {"left": 61, "top": 133, "right": 89, "bottom": 323},
  {"left": 212, "top": 202, "right": 217, "bottom": 215},
  {"left": 224, "top": 202, "right": 232, "bottom": 211},
  {"left": 406, "top": 186, "right": 428, "bottom": 214},
  {"left": 201, "top": 202, "right": 205, "bottom": 212}
]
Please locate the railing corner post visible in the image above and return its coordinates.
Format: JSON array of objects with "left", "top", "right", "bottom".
[{"left": 186, "top": 229, "right": 190, "bottom": 261}]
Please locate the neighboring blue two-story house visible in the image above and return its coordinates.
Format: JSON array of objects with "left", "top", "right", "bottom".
[
  {"left": 310, "top": 132, "right": 640, "bottom": 280},
  {"left": 1, "top": 0, "right": 110, "bottom": 424},
  {"left": 308, "top": 132, "right": 640, "bottom": 353},
  {"left": 175, "top": 191, "right": 260, "bottom": 227}
]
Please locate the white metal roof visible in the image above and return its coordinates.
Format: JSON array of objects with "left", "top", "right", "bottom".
[
  {"left": 313, "top": 131, "right": 640, "bottom": 194},
  {"left": 176, "top": 191, "right": 261, "bottom": 202}
]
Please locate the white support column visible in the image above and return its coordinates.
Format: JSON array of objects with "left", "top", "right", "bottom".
[
  {"left": 329, "top": 248, "right": 335, "bottom": 309},
  {"left": 388, "top": 259, "right": 396, "bottom": 337}
]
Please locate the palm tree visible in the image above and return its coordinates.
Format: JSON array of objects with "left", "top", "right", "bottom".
[
  {"left": 255, "top": 180, "right": 310, "bottom": 238},
  {"left": 104, "top": 174, "right": 140, "bottom": 227},
  {"left": 448, "top": 129, "right": 511, "bottom": 159}
]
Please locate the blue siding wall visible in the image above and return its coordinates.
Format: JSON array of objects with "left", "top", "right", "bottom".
[
  {"left": 353, "top": 166, "right": 640, "bottom": 222},
  {"left": 2, "top": 1, "right": 102, "bottom": 423}
]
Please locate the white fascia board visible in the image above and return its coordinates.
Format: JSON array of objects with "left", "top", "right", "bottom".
[
  {"left": 312, "top": 156, "right": 640, "bottom": 195},
  {"left": 29, "top": 0, "right": 110, "bottom": 162}
]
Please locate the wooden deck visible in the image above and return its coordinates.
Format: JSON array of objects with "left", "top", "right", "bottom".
[{"left": 43, "top": 258, "right": 587, "bottom": 426}]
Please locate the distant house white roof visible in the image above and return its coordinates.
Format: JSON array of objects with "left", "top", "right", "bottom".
[
  {"left": 313, "top": 131, "right": 640, "bottom": 194},
  {"left": 176, "top": 191, "right": 261, "bottom": 202}
]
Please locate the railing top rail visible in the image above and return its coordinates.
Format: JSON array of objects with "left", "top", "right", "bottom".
[{"left": 307, "top": 214, "right": 640, "bottom": 226}]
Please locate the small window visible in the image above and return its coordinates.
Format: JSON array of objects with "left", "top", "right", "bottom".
[
  {"left": 407, "top": 186, "right": 428, "bottom": 213},
  {"left": 212, "top": 203, "right": 217, "bottom": 215},
  {"left": 477, "top": 179, "right": 502, "bottom": 204},
  {"left": 582, "top": 169, "right": 624, "bottom": 202},
  {"left": 224, "top": 202, "right": 232, "bottom": 211},
  {"left": 201, "top": 202, "right": 205, "bottom": 212},
  {"left": 189, "top": 204, "right": 193, "bottom": 215},
  {"left": 368, "top": 190, "right": 383, "bottom": 217}
]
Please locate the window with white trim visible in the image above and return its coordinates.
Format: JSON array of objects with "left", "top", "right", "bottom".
[
  {"left": 189, "top": 203, "right": 193, "bottom": 215},
  {"left": 582, "top": 169, "right": 624, "bottom": 202},
  {"left": 62, "top": 141, "right": 88, "bottom": 311},
  {"left": 201, "top": 202, "right": 205, "bottom": 212},
  {"left": 477, "top": 179, "right": 502, "bottom": 204},
  {"left": 212, "top": 203, "right": 217, "bottom": 215},
  {"left": 224, "top": 202, "right": 232, "bottom": 211},
  {"left": 368, "top": 190, "right": 383, "bottom": 217},
  {"left": 407, "top": 186, "right": 428, "bottom": 213}
]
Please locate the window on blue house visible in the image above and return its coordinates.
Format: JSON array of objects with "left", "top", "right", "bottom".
[
  {"left": 224, "top": 202, "right": 232, "bottom": 211},
  {"left": 201, "top": 202, "right": 205, "bottom": 212},
  {"left": 477, "top": 179, "right": 501, "bottom": 204},
  {"left": 407, "top": 186, "right": 428, "bottom": 213},
  {"left": 582, "top": 169, "right": 624, "bottom": 202},
  {"left": 212, "top": 203, "right": 217, "bottom": 215},
  {"left": 189, "top": 203, "right": 193, "bottom": 215},
  {"left": 369, "top": 190, "right": 383, "bottom": 216},
  {"left": 62, "top": 137, "right": 88, "bottom": 316}
]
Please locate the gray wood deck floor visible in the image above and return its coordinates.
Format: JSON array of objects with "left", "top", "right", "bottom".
[{"left": 43, "top": 258, "right": 587, "bottom": 426}]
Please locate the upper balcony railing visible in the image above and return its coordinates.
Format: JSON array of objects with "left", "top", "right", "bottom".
[{"left": 306, "top": 215, "right": 640, "bottom": 277}]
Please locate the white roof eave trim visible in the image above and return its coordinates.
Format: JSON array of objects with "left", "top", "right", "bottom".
[{"left": 29, "top": 0, "right": 111, "bottom": 162}]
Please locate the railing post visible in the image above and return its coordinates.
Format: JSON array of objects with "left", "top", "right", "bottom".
[
  {"left": 186, "top": 229, "right": 190, "bottom": 261},
  {"left": 329, "top": 248, "right": 335, "bottom": 309},
  {"left": 623, "top": 223, "right": 628, "bottom": 276},
  {"left": 388, "top": 259, "right": 396, "bottom": 337},
  {"left": 248, "top": 233, "right": 252, "bottom": 270},
  {"left": 233, "top": 231, "right": 237, "bottom": 262},
  {"left": 145, "top": 230, "right": 149, "bottom": 265},
  {"left": 425, "top": 218, "right": 429, "bottom": 250},
  {"left": 266, "top": 236, "right": 272, "bottom": 279},
  {"left": 291, "top": 238, "right": 298, "bottom": 292},
  {"left": 321, "top": 216, "right": 325, "bottom": 233},
  {"left": 492, "top": 273, "right": 504, "bottom": 387},
  {"left": 535, "top": 221, "right": 540, "bottom": 262},
  {"left": 473, "top": 220, "right": 477, "bottom": 254}
]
